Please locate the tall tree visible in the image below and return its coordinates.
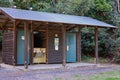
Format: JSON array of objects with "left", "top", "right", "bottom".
[{"left": 115, "top": 0, "right": 120, "bottom": 13}]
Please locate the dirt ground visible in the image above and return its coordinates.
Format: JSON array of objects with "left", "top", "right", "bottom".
[{"left": 0, "top": 64, "right": 119, "bottom": 80}]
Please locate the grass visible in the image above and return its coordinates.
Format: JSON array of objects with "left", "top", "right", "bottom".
[
  {"left": 81, "top": 55, "right": 108, "bottom": 63},
  {"left": 53, "top": 78, "right": 63, "bottom": 80},
  {"left": 53, "top": 56, "right": 119, "bottom": 80},
  {"left": 53, "top": 69, "right": 120, "bottom": 80},
  {"left": 89, "top": 70, "right": 120, "bottom": 80},
  {"left": 81, "top": 69, "right": 120, "bottom": 80}
]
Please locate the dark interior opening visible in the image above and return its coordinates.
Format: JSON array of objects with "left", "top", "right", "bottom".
[
  {"left": 34, "top": 31, "right": 46, "bottom": 48},
  {"left": 33, "top": 31, "right": 47, "bottom": 63}
]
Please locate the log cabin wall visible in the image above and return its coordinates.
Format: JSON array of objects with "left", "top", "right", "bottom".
[
  {"left": 2, "top": 32, "right": 15, "bottom": 65},
  {"left": 47, "top": 29, "right": 63, "bottom": 63}
]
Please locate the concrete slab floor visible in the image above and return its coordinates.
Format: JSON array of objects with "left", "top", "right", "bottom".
[{"left": 0, "top": 63, "right": 97, "bottom": 71}]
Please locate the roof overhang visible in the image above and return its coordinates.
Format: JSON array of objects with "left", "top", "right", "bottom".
[{"left": 0, "top": 7, "right": 118, "bottom": 29}]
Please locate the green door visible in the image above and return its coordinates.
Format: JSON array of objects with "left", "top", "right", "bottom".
[
  {"left": 66, "top": 32, "right": 76, "bottom": 62},
  {"left": 17, "top": 30, "right": 30, "bottom": 64}
]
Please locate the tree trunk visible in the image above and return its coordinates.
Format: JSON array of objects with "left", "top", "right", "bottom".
[
  {"left": 51, "top": 0, "right": 57, "bottom": 7},
  {"left": 116, "top": 0, "right": 120, "bottom": 13}
]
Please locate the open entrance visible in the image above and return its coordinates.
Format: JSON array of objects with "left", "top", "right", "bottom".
[{"left": 33, "top": 31, "right": 46, "bottom": 64}]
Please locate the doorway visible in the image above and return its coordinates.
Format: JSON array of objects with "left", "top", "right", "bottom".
[
  {"left": 66, "top": 32, "right": 76, "bottom": 62},
  {"left": 33, "top": 31, "right": 46, "bottom": 63},
  {"left": 17, "top": 30, "right": 30, "bottom": 64}
]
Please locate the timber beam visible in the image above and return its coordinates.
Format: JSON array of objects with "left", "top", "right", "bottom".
[
  {"left": 66, "top": 25, "right": 76, "bottom": 31},
  {"left": 76, "top": 26, "right": 81, "bottom": 62},
  {"left": 30, "top": 21, "right": 34, "bottom": 64},
  {"left": 13, "top": 21, "right": 17, "bottom": 65},
  {"left": 24, "top": 22, "right": 29, "bottom": 69},
  {"left": 95, "top": 27, "right": 98, "bottom": 64},
  {"left": 62, "top": 26, "right": 66, "bottom": 67}
]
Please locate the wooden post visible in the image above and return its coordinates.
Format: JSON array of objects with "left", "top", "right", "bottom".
[
  {"left": 24, "top": 22, "right": 29, "bottom": 69},
  {"left": 30, "top": 22, "right": 33, "bottom": 64},
  {"left": 95, "top": 27, "right": 98, "bottom": 64},
  {"left": 46, "top": 25, "right": 49, "bottom": 64},
  {"left": 76, "top": 26, "right": 81, "bottom": 62},
  {"left": 62, "top": 26, "right": 66, "bottom": 67},
  {"left": 13, "top": 21, "right": 17, "bottom": 65}
]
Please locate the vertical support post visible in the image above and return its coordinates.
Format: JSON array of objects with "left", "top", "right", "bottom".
[
  {"left": 76, "top": 26, "right": 81, "bottom": 62},
  {"left": 30, "top": 21, "right": 33, "bottom": 64},
  {"left": 95, "top": 27, "right": 98, "bottom": 64},
  {"left": 62, "top": 26, "right": 66, "bottom": 67},
  {"left": 24, "top": 22, "right": 29, "bottom": 69},
  {"left": 13, "top": 21, "right": 17, "bottom": 65},
  {"left": 46, "top": 25, "right": 49, "bottom": 64},
  {"left": 1, "top": 24, "right": 5, "bottom": 63}
]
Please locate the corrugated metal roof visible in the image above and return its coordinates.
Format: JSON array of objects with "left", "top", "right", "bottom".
[{"left": 0, "top": 7, "right": 117, "bottom": 28}]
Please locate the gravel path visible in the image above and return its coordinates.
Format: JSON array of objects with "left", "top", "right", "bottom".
[{"left": 0, "top": 64, "right": 119, "bottom": 80}]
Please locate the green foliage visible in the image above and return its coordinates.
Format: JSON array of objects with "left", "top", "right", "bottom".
[
  {"left": 81, "top": 55, "right": 94, "bottom": 63},
  {"left": 0, "top": 0, "right": 10, "bottom": 7},
  {"left": 73, "top": 0, "right": 94, "bottom": 15},
  {"left": 86, "top": 0, "right": 112, "bottom": 23},
  {"left": 70, "top": 69, "right": 120, "bottom": 80},
  {"left": 54, "top": 0, "right": 94, "bottom": 15},
  {"left": 81, "top": 27, "right": 95, "bottom": 55},
  {"left": 81, "top": 27, "right": 115, "bottom": 57},
  {"left": 89, "top": 70, "right": 120, "bottom": 80},
  {"left": 95, "top": 0, "right": 112, "bottom": 11},
  {"left": 53, "top": 68, "right": 120, "bottom": 80},
  {"left": 81, "top": 0, "right": 117, "bottom": 58},
  {"left": 110, "top": 36, "right": 120, "bottom": 64}
]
